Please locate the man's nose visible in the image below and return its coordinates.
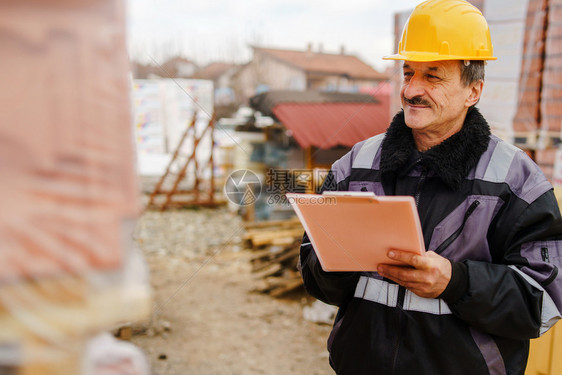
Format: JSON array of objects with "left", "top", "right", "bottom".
[{"left": 403, "top": 74, "right": 425, "bottom": 99}]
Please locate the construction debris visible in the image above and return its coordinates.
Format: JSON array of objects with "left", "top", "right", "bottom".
[
  {"left": 303, "top": 300, "right": 338, "bottom": 325},
  {"left": 85, "top": 333, "right": 149, "bottom": 375},
  {"left": 243, "top": 217, "right": 305, "bottom": 297}
]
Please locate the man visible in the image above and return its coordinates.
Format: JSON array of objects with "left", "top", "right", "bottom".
[{"left": 299, "top": 1, "right": 562, "bottom": 374}]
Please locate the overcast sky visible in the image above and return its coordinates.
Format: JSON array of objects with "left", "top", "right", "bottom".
[{"left": 126, "top": 0, "right": 421, "bottom": 71}]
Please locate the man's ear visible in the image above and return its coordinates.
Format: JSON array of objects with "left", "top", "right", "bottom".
[{"left": 465, "top": 80, "right": 483, "bottom": 107}]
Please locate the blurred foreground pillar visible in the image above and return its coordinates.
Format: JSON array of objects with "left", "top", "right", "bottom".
[{"left": 0, "top": 1, "right": 150, "bottom": 374}]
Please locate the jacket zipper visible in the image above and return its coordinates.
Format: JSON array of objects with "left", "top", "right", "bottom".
[
  {"left": 434, "top": 200, "right": 480, "bottom": 254},
  {"left": 391, "top": 164, "right": 428, "bottom": 374},
  {"left": 391, "top": 288, "right": 406, "bottom": 374},
  {"left": 414, "top": 163, "right": 427, "bottom": 207},
  {"left": 540, "top": 247, "right": 559, "bottom": 286},
  {"left": 542, "top": 247, "right": 550, "bottom": 263}
]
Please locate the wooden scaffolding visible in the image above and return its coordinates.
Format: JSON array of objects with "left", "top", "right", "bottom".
[{"left": 147, "top": 112, "right": 218, "bottom": 210}]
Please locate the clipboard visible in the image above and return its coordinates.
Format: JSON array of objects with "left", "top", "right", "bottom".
[{"left": 287, "top": 192, "right": 425, "bottom": 272}]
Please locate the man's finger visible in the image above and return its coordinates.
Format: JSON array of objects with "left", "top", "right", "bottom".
[
  {"left": 387, "top": 250, "right": 427, "bottom": 269},
  {"left": 378, "top": 264, "right": 424, "bottom": 283}
]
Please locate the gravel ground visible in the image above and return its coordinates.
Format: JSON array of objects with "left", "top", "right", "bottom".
[
  {"left": 134, "top": 207, "right": 245, "bottom": 258},
  {"left": 131, "top": 206, "right": 334, "bottom": 375}
]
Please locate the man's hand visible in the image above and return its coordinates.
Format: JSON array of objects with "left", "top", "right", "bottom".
[{"left": 377, "top": 250, "right": 452, "bottom": 299}]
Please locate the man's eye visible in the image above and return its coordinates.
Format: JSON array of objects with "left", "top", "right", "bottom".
[
  {"left": 403, "top": 72, "right": 413, "bottom": 78},
  {"left": 427, "top": 74, "right": 440, "bottom": 80}
]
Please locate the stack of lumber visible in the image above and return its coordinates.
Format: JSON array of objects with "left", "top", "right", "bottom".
[{"left": 243, "top": 217, "right": 305, "bottom": 297}]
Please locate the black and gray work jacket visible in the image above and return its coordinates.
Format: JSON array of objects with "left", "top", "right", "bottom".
[{"left": 300, "top": 108, "right": 562, "bottom": 375}]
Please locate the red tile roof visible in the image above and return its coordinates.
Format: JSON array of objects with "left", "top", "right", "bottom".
[
  {"left": 253, "top": 46, "right": 388, "bottom": 81},
  {"left": 250, "top": 90, "right": 378, "bottom": 116},
  {"left": 263, "top": 86, "right": 391, "bottom": 149},
  {"left": 273, "top": 102, "right": 389, "bottom": 149}
]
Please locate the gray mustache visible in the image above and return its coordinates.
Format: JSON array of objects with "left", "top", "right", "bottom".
[{"left": 404, "top": 96, "right": 431, "bottom": 106}]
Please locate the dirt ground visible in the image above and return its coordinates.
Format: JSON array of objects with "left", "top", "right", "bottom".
[{"left": 130, "top": 207, "right": 334, "bottom": 375}]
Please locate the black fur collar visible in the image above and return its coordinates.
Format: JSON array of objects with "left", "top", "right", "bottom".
[{"left": 379, "top": 107, "right": 491, "bottom": 190}]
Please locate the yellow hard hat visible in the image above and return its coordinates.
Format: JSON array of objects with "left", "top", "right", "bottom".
[{"left": 384, "top": 0, "right": 496, "bottom": 61}]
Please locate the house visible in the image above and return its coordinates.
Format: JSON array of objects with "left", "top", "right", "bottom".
[
  {"left": 131, "top": 56, "right": 198, "bottom": 79},
  {"left": 192, "top": 62, "right": 238, "bottom": 88},
  {"left": 160, "top": 56, "right": 198, "bottom": 78},
  {"left": 232, "top": 44, "right": 388, "bottom": 104},
  {"left": 192, "top": 62, "right": 239, "bottom": 105}
]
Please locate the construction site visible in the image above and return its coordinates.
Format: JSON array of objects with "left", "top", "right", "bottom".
[{"left": 2, "top": 0, "right": 562, "bottom": 374}]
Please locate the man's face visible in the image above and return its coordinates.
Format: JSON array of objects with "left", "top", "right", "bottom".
[{"left": 400, "top": 60, "right": 478, "bottom": 136}]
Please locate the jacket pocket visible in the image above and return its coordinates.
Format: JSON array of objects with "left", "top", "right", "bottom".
[
  {"left": 429, "top": 195, "right": 503, "bottom": 262},
  {"left": 520, "top": 241, "right": 561, "bottom": 287},
  {"left": 434, "top": 200, "right": 480, "bottom": 254}
]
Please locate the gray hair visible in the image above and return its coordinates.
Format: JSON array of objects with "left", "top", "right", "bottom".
[{"left": 460, "top": 60, "right": 485, "bottom": 86}]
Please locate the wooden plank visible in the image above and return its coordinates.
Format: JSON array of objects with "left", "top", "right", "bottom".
[
  {"left": 247, "top": 249, "right": 272, "bottom": 260},
  {"left": 251, "top": 247, "right": 300, "bottom": 272},
  {"left": 268, "top": 278, "right": 304, "bottom": 297},
  {"left": 250, "top": 229, "right": 304, "bottom": 247},
  {"left": 271, "top": 237, "right": 299, "bottom": 247},
  {"left": 252, "top": 263, "right": 282, "bottom": 279},
  {"left": 267, "top": 247, "right": 300, "bottom": 265},
  {"left": 243, "top": 217, "right": 301, "bottom": 230},
  {"left": 243, "top": 224, "right": 302, "bottom": 239}
]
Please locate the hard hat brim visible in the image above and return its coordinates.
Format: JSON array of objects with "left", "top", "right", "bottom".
[{"left": 382, "top": 52, "right": 497, "bottom": 62}]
